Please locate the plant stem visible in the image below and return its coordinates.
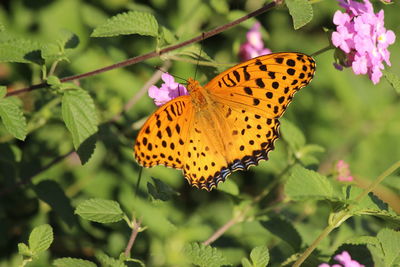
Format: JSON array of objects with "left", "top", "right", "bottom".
[
  {"left": 311, "top": 46, "right": 333, "bottom": 57},
  {"left": 202, "top": 163, "right": 294, "bottom": 245},
  {"left": 124, "top": 218, "right": 143, "bottom": 257},
  {"left": 6, "top": 2, "right": 278, "bottom": 97},
  {"left": 353, "top": 160, "right": 400, "bottom": 204}
]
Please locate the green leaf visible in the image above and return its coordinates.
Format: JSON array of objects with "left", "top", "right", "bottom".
[
  {"left": 96, "top": 251, "right": 127, "bottom": 267},
  {"left": 28, "top": 224, "right": 54, "bottom": 254},
  {"left": 184, "top": 243, "right": 230, "bottom": 267},
  {"left": 158, "top": 26, "right": 177, "bottom": 46},
  {"left": 344, "top": 236, "right": 380, "bottom": 247},
  {"left": 91, "top": 11, "right": 158, "bottom": 38},
  {"left": 53, "top": 257, "right": 97, "bottom": 267},
  {"left": 34, "top": 180, "right": 77, "bottom": 228},
  {"left": 75, "top": 198, "right": 125, "bottom": 223},
  {"left": 241, "top": 258, "right": 253, "bottom": 267},
  {"left": 280, "top": 118, "right": 306, "bottom": 151},
  {"left": 217, "top": 179, "right": 239, "bottom": 196},
  {"left": 42, "top": 30, "right": 80, "bottom": 65},
  {"left": 47, "top": 75, "right": 62, "bottom": 88},
  {"left": 260, "top": 217, "right": 301, "bottom": 251},
  {"left": 0, "top": 39, "right": 43, "bottom": 64},
  {"left": 250, "top": 246, "right": 269, "bottom": 267},
  {"left": 0, "top": 97, "right": 27, "bottom": 140},
  {"left": 343, "top": 186, "right": 400, "bottom": 225},
  {"left": 297, "top": 144, "right": 325, "bottom": 166},
  {"left": 383, "top": 69, "right": 400, "bottom": 94},
  {"left": 377, "top": 228, "right": 400, "bottom": 266},
  {"left": 285, "top": 165, "right": 337, "bottom": 201},
  {"left": 61, "top": 88, "right": 98, "bottom": 160},
  {"left": 147, "top": 177, "right": 179, "bottom": 201},
  {"left": 286, "top": 0, "right": 313, "bottom": 30},
  {"left": 18, "top": 243, "right": 32, "bottom": 257}
]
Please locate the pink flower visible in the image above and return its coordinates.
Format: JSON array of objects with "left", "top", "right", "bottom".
[
  {"left": 148, "top": 73, "right": 188, "bottom": 106},
  {"left": 319, "top": 251, "right": 364, "bottom": 267},
  {"left": 336, "top": 160, "right": 353, "bottom": 182},
  {"left": 331, "top": 0, "right": 395, "bottom": 84},
  {"left": 239, "top": 22, "right": 271, "bottom": 61}
]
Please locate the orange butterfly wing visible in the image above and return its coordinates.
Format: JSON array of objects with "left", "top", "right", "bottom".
[{"left": 134, "top": 52, "right": 316, "bottom": 190}]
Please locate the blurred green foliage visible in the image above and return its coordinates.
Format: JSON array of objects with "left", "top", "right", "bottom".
[{"left": 0, "top": 0, "right": 399, "bottom": 266}]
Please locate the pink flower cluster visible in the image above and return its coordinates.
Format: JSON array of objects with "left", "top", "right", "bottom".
[
  {"left": 332, "top": 0, "right": 395, "bottom": 84},
  {"left": 239, "top": 22, "right": 271, "bottom": 61},
  {"left": 148, "top": 73, "right": 188, "bottom": 106},
  {"left": 319, "top": 251, "right": 364, "bottom": 267},
  {"left": 336, "top": 160, "right": 354, "bottom": 182}
]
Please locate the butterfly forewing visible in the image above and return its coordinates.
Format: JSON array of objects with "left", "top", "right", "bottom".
[
  {"left": 134, "top": 96, "right": 194, "bottom": 169},
  {"left": 206, "top": 52, "right": 316, "bottom": 118}
]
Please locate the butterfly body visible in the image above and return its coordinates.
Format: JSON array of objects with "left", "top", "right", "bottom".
[{"left": 134, "top": 53, "right": 316, "bottom": 191}]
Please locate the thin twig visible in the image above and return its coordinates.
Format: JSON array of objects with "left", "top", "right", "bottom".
[
  {"left": 202, "top": 205, "right": 251, "bottom": 246},
  {"left": 202, "top": 164, "right": 294, "bottom": 245},
  {"left": 5, "top": 2, "right": 277, "bottom": 97},
  {"left": 124, "top": 218, "right": 143, "bottom": 257}
]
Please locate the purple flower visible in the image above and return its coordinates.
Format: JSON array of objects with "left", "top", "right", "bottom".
[
  {"left": 331, "top": 0, "right": 395, "bottom": 84},
  {"left": 239, "top": 22, "right": 271, "bottom": 61},
  {"left": 319, "top": 251, "right": 364, "bottom": 267},
  {"left": 336, "top": 160, "right": 354, "bottom": 182},
  {"left": 148, "top": 73, "right": 188, "bottom": 106}
]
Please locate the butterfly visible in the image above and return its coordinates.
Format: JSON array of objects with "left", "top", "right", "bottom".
[{"left": 134, "top": 52, "right": 316, "bottom": 191}]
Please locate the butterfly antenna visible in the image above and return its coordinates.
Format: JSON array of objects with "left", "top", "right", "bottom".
[
  {"left": 194, "top": 32, "right": 205, "bottom": 80},
  {"left": 155, "top": 66, "right": 186, "bottom": 83}
]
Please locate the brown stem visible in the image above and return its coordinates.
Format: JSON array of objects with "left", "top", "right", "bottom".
[
  {"left": 124, "top": 218, "right": 143, "bottom": 257},
  {"left": 5, "top": 2, "right": 277, "bottom": 97}
]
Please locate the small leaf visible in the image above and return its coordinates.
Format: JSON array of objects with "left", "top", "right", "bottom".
[
  {"left": 28, "top": 224, "right": 54, "bottom": 254},
  {"left": 184, "top": 243, "right": 230, "bottom": 267},
  {"left": 383, "top": 69, "right": 400, "bottom": 94},
  {"left": 250, "top": 246, "right": 269, "bottom": 267},
  {"left": 75, "top": 198, "right": 125, "bottom": 223},
  {"left": 285, "top": 165, "right": 337, "bottom": 201},
  {"left": 18, "top": 243, "right": 32, "bottom": 257},
  {"left": 0, "top": 39, "right": 43, "bottom": 64},
  {"left": 280, "top": 118, "right": 306, "bottom": 151},
  {"left": 53, "top": 257, "right": 97, "bottom": 267},
  {"left": 147, "top": 177, "right": 179, "bottom": 201},
  {"left": 47, "top": 75, "right": 61, "bottom": 87},
  {"left": 0, "top": 97, "right": 27, "bottom": 140},
  {"left": 217, "top": 179, "right": 239, "bottom": 196},
  {"left": 241, "top": 258, "right": 253, "bottom": 267},
  {"left": 286, "top": 0, "right": 313, "bottom": 30},
  {"left": 343, "top": 186, "right": 400, "bottom": 226},
  {"left": 42, "top": 30, "right": 80, "bottom": 65},
  {"left": 34, "top": 180, "right": 77, "bottom": 228},
  {"left": 260, "top": 217, "right": 301, "bottom": 251},
  {"left": 61, "top": 88, "right": 98, "bottom": 160},
  {"left": 96, "top": 251, "right": 127, "bottom": 267},
  {"left": 91, "top": 11, "right": 158, "bottom": 38},
  {"left": 377, "top": 228, "right": 400, "bottom": 266}
]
